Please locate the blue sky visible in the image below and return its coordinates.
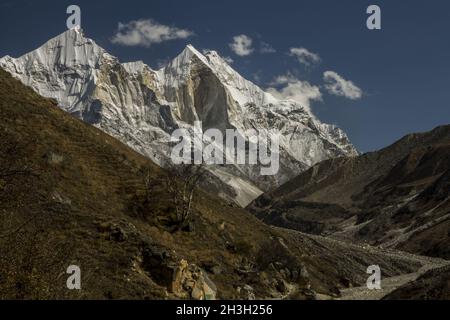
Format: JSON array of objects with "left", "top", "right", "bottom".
[{"left": 1, "top": 0, "right": 449, "bottom": 152}]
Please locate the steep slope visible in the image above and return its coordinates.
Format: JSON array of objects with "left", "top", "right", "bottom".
[
  {"left": 248, "top": 126, "right": 450, "bottom": 259},
  {"left": 0, "top": 29, "right": 357, "bottom": 206},
  {"left": 0, "top": 68, "right": 425, "bottom": 299}
]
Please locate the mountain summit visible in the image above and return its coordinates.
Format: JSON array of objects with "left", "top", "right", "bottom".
[{"left": 0, "top": 29, "right": 358, "bottom": 206}]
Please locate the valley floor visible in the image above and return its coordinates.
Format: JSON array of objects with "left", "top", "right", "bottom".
[
  {"left": 339, "top": 254, "right": 449, "bottom": 300},
  {"left": 276, "top": 227, "right": 450, "bottom": 300}
]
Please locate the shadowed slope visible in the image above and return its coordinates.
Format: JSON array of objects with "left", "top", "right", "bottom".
[{"left": 248, "top": 124, "right": 450, "bottom": 259}]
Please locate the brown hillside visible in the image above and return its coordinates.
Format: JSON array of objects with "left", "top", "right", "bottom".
[{"left": 0, "top": 69, "right": 424, "bottom": 299}]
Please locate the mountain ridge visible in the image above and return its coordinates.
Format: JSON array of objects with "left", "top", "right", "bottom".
[
  {"left": 0, "top": 28, "right": 358, "bottom": 206},
  {"left": 248, "top": 124, "right": 450, "bottom": 259}
]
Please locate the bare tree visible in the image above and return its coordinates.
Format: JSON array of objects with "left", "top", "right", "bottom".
[{"left": 165, "top": 164, "right": 204, "bottom": 232}]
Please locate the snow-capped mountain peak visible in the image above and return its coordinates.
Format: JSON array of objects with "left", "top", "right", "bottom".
[{"left": 0, "top": 30, "right": 358, "bottom": 206}]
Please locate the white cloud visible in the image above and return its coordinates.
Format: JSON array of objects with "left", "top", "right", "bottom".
[
  {"left": 267, "top": 73, "right": 322, "bottom": 111},
  {"left": 222, "top": 56, "right": 234, "bottom": 64},
  {"left": 260, "top": 41, "right": 276, "bottom": 54},
  {"left": 269, "top": 72, "right": 298, "bottom": 86},
  {"left": 289, "top": 47, "right": 321, "bottom": 66},
  {"left": 229, "top": 34, "right": 254, "bottom": 56},
  {"left": 323, "top": 71, "right": 363, "bottom": 100},
  {"left": 111, "top": 19, "right": 193, "bottom": 47}
]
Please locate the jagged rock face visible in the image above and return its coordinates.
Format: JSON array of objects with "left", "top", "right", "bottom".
[
  {"left": 0, "top": 29, "right": 358, "bottom": 206},
  {"left": 0, "top": 28, "right": 110, "bottom": 117}
]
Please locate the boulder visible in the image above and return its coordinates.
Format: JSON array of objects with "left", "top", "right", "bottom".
[{"left": 172, "top": 259, "right": 217, "bottom": 300}]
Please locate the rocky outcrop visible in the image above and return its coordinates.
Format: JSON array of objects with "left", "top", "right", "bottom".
[
  {"left": 138, "top": 243, "right": 217, "bottom": 300},
  {"left": 171, "top": 260, "right": 217, "bottom": 300}
]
